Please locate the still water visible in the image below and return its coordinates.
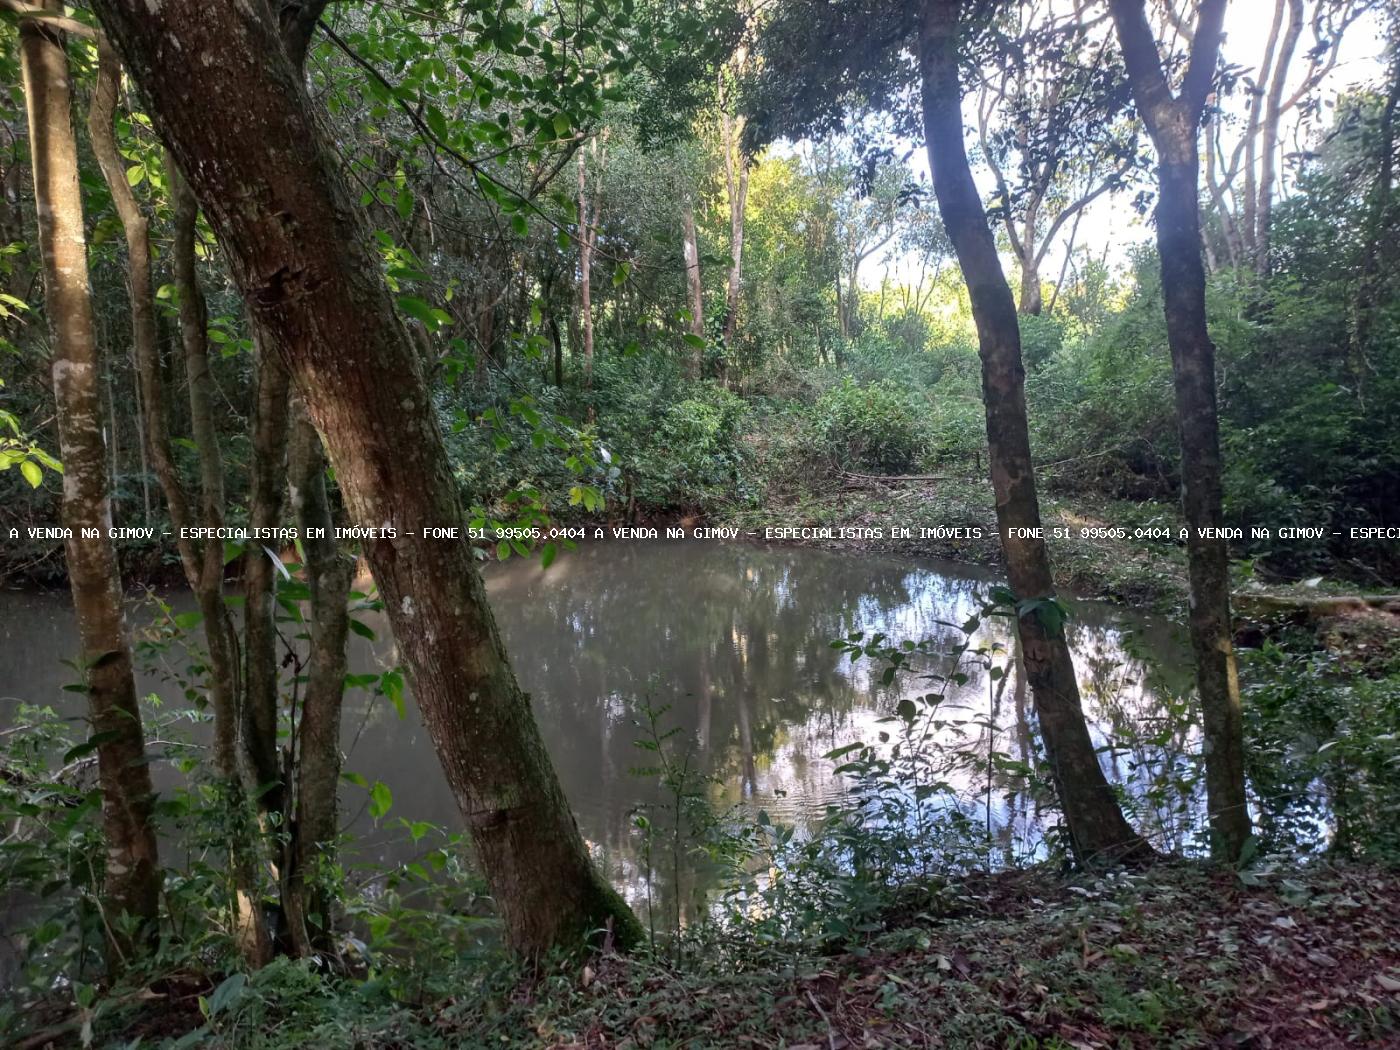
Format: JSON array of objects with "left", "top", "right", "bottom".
[{"left": 0, "top": 541, "right": 1194, "bottom": 911}]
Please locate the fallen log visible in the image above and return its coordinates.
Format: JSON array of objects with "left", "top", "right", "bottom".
[
  {"left": 1232, "top": 592, "right": 1400, "bottom": 620},
  {"left": 838, "top": 469, "right": 956, "bottom": 486}
]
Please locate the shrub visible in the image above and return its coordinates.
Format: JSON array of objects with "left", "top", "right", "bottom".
[{"left": 811, "top": 377, "right": 930, "bottom": 474}]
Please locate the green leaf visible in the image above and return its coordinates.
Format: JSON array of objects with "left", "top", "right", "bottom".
[
  {"left": 397, "top": 295, "right": 437, "bottom": 327},
  {"left": 206, "top": 973, "right": 246, "bottom": 1018},
  {"left": 682, "top": 333, "right": 706, "bottom": 349},
  {"left": 63, "top": 730, "right": 121, "bottom": 765},
  {"left": 348, "top": 618, "right": 376, "bottom": 641},
  {"left": 19, "top": 459, "right": 41, "bottom": 488},
  {"left": 369, "top": 780, "right": 393, "bottom": 819},
  {"left": 425, "top": 105, "right": 449, "bottom": 141}
]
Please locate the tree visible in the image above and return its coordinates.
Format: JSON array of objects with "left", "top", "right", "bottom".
[
  {"left": 974, "top": 1, "right": 1140, "bottom": 314},
  {"left": 87, "top": 40, "right": 273, "bottom": 965},
  {"left": 90, "top": 0, "right": 641, "bottom": 956},
  {"left": 577, "top": 138, "right": 605, "bottom": 388},
  {"left": 916, "top": 0, "right": 1150, "bottom": 865},
  {"left": 17, "top": 0, "right": 160, "bottom": 964},
  {"left": 681, "top": 191, "right": 706, "bottom": 373},
  {"left": 1108, "top": 0, "right": 1251, "bottom": 861},
  {"left": 1202, "top": 0, "right": 1369, "bottom": 275},
  {"left": 746, "top": 0, "right": 1151, "bottom": 864},
  {"left": 718, "top": 22, "right": 755, "bottom": 355}
]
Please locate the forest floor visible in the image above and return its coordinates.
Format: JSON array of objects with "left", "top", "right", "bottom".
[
  {"left": 48, "top": 861, "right": 1400, "bottom": 1048},
  {"left": 456, "top": 862, "right": 1400, "bottom": 1049}
]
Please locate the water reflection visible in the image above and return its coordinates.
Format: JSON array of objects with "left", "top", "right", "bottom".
[{"left": 0, "top": 541, "right": 1192, "bottom": 916}]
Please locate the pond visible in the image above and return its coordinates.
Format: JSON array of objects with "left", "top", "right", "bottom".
[{"left": 0, "top": 540, "right": 1196, "bottom": 921}]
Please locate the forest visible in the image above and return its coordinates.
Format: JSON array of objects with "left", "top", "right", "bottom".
[{"left": 0, "top": 0, "right": 1398, "bottom": 1046}]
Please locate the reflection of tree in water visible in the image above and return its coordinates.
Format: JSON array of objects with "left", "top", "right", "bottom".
[
  {"left": 1068, "top": 619, "right": 1201, "bottom": 852},
  {"left": 3, "top": 546, "right": 1190, "bottom": 924},
  {"left": 486, "top": 542, "right": 951, "bottom": 914},
  {"left": 337, "top": 541, "right": 1187, "bottom": 920}
]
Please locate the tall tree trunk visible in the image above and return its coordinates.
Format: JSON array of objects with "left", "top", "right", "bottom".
[
  {"left": 93, "top": 0, "right": 641, "bottom": 956},
  {"left": 1254, "top": 0, "right": 1303, "bottom": 274},
  {"left": 88, "top": 43, "right": 200, "bottom": 584},
  {"left": 19, "top": 4, "right": 160, "bottom": 964},
  {"left": 89, "top": 35, "right": 270, "bottom": 963},
  {"left": 170, "top": 157, "right": 275, "bottom": 965},
  {"left": 681, "top": 196, "right": 704, "bottom": 377},
  {"left": 576, "top": 148, "right": 595, "bottom": 388},
  {"left": 917, "top": 0, "right": 1151, "bottom": 867},
  {"left": 1240, "top": 0, "right": 1285, "bottom": 267},
  {"left": 242, "top": 333, "right": 290, "bottom": 816},
  {"left": 720, "top": 111, "right": 749, "bottom": 348},
  {"left": 1110, "top": 0, "right": 1251, "bottom": 863},
  {"left": 283, "top": 400, "right": 351, "bottom": 956}
]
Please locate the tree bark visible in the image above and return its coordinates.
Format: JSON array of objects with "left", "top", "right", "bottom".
[
  {"left": 917, "top": 0, "right": 1151, "bottom": 867},
  {"left": 19, "top": 3, "right": 160, "bottom": 964},
  {"left": 92, "top": 0, "right": 641, "bottom": 956},
  {"left": 1109, "top": 0, "right": 1252, "bottom": 863},
  {"left": 681, "top": 196, "right": 705, "bottom": 377},
  {"left": 88, "top": 37, "right": 270, "bottom": 963},
  {"left": 1254, "top": 0, "right": 1303, "bottom": 274},
  {"left": 1018, "top": 258, "right": 1043, "bottom": 317}
]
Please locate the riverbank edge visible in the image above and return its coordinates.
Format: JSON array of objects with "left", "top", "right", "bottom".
[
  {"left": 39, "top": 860, "right": 1400, "bottom": 1048},
  {"left": 8, "top": 476, "right": 1392, "bottom": 631}
]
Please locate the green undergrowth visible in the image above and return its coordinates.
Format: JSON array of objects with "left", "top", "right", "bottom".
[{"left": 40, "top": 863, "right": 1400, "bottom": 1049}]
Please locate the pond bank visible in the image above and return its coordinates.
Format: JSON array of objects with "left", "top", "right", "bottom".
[
  {"left": 721, "top": 477, "right": 1194, "bottom": 611},
  {"left": 51, "top": 862, "right": 1400, "bottom": 1049}
]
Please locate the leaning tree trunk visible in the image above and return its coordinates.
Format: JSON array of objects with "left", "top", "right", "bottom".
[
  {"left": 1109, "top": 0, "right": 1251, "bottom": 864},
  {"left": 91, "top": 45, "right": 273, "bottom": 968},
  {"left": 92, "top": 0, "right": 641, "bottom": 957},
  {"left": 917, "top": 0, "right": 1151, "bottom": 866},
  {"left": 19, "top": 4, "right": 161, "bottom": 964}
]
